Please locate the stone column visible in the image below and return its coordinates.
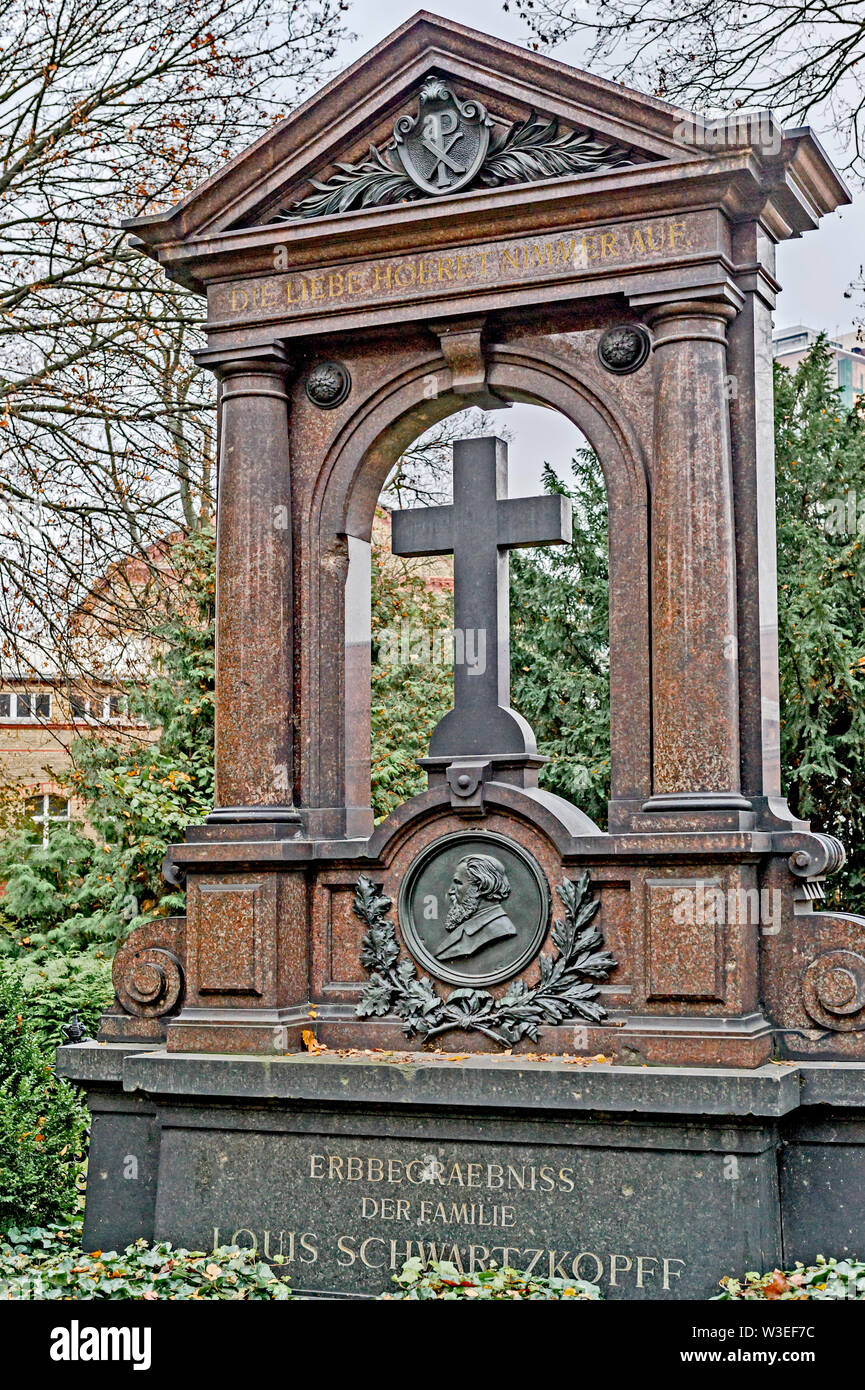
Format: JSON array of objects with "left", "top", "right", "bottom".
[
  {"left": 727, "top": 221, "right": 803, "bottom": 828},
  {"left": 641, "top": 296, "right": 749, "bottom": 814},
  {"left": 195, "top": 344, "right": 301, "bottom": 824}
]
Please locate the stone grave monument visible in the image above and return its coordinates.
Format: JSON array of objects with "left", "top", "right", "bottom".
[{"left": 60, "top": 12, "right": 865, "bottom": 1298}]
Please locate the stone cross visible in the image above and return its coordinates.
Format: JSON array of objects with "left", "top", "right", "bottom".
[{"left": 391, "top": 435, "right": 572, "bottom": 761}]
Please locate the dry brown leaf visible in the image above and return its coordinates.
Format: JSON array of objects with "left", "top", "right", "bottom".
[
  {"left": 762, "top": 1270, "right": 790, "bottom": 1299},
  {"left": 301, "top": 1029, "right": 328, "bottom": 1055}
]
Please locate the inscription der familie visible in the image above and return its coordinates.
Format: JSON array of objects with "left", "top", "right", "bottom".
[{"left": 215, "top": 215, "right": 703, "bottom": 322}]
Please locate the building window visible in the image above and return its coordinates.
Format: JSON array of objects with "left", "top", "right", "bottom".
[
  {"left": 24, "top": 793, "right": 69, "bottom": 844},
  {"left": 68, "top": 692, "right": 125, "bottom": 721},
  {"left": 838, "top": 356, "right": 854, "bottom": 409},
  {"left": 0, "top": 691, "right": 51, "bottom": 720}
]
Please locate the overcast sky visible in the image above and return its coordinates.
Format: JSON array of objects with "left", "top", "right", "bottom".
[{"left": 337, "top": 1, "right": 865, "bottom": 494}]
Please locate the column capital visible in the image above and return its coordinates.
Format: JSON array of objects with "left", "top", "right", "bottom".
[
  {"left": 193, "top": 342, "right": 292, "bottom": 380},
  {"left": 631, "top": 287, "right": 744, "bottom": 347}
]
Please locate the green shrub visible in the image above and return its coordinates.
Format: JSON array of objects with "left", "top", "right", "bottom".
[
  {"left": 0, "top": 973, "right": 87, "bottom": 1233},
  {"left": 511, "top": 453, "right": 611, "bottom": 828},
  {"left": 380, "top": 1257, "right": 601, "bottom": 1300},
  {"left": 0, "top": 824, "right": 138, "bottom": 961},
  {"left": 0, "top": 955, "right": 113, "bottom": 1059},
  {"left": 15, "top": 956, "right": 112, "bottom": 1051},
  {"left": 0, "top": 1223, "right": 292, "bottom": 1300},
  {"left": 717, "top": 1256, "right": 865, "bottom": 1300},
  {"left": 0, "top": 529, "right": 215, "bottom": 961},
  {"left": 370, "top": 536, "right": 453, "bottom": 820}
]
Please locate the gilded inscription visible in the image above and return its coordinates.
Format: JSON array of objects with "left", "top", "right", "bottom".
[
  {"left": 214, "top": 216, "right": 697, "bottom": 323},
  {"left": 211, "top": 1223, "right": 685, "bottom": 1291}
]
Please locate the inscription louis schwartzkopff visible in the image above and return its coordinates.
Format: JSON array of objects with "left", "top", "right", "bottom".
[{"left": 213, "top": 1144, "right": 688, "bottom": 1292}]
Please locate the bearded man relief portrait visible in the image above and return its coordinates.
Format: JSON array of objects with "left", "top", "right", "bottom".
[{"left": 435, "top": 854, "right": 519, "bottom": 962}]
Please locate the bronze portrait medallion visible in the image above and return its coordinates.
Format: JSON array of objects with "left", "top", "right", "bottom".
[{"left": 398, "top": 831, "right": 550, "bottom": 987}]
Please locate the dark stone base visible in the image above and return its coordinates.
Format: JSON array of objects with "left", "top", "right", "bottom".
[{"left": 57, "top": 1046, "right": 865, "bottom": 1299}]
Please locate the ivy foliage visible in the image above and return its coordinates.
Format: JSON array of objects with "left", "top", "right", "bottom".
[
  {"left": 0, "top": 1223, "right": 293, "bottom": 1300},
  {"left": 381, "top": 1257, "right": 601, "bottom": 1300},
  {"left": 716, "top": 1256, "right": 865, "bottom": 1301}
]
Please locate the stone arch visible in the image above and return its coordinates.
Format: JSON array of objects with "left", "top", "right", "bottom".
[{"left": 299, "top": 340, "right": 651, "bottom": 835}]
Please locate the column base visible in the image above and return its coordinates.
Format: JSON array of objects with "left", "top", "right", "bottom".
[
  {"left": 206, "top": 804, "right": 303, "bottom": 826},
  {"left": 609, "top": 1012, "right": 774, "bottom": 1068},
  {"left": 636, "top": 791, "right": 755, "bottom": 831},
  {"left": 641, "top": 792, "right": 753, "bottom": 812}
]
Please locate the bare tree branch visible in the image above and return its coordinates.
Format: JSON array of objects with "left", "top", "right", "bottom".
[
  {"left": 0, "top": 0, "right": 350, "bottom": 681},
  {"left": 507, "top": 0, "right": 865, "bottom": 179}
]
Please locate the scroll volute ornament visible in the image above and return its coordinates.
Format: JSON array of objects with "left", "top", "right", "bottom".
[
  {"left": 111, "top": 917, "right": 186, "bottom": 1021},
  {"left": 803, "top": 950, "right": 865, "bottom": 1031}
]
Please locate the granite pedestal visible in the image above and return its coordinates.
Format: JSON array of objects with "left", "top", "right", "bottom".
[{"left": 58, "top": 1045, "right": 865, "bottom": 1299}]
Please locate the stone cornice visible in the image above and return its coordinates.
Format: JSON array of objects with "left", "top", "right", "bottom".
[{"left": 128, "top": 146, "right": 846, "bottom": 307}]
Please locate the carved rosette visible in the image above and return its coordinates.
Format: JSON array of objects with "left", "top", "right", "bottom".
[
  {"left": 597, "top": 324, "right": 652, "bottom": 374},
  {"left": 802, "top": 950, "right": 865, "bottom": 1032},
  {"left": 305, "top": 361, "right": 351, "bottom": 409}
]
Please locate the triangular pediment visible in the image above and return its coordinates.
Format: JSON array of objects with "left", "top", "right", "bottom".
[{"left": 130, "top": 11, "right": 700, "bottom": 248}]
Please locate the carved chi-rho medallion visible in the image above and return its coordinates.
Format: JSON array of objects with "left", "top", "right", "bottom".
[
  {"left": 398, "top": 831, "right": 550, "bottom": 987},
  {"left": 393, "top": 77, "right": 491, "bottom": 197}
]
